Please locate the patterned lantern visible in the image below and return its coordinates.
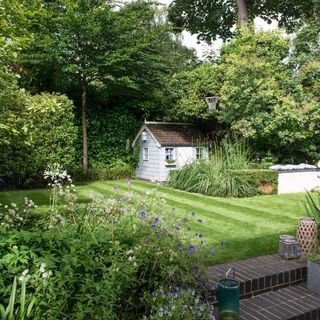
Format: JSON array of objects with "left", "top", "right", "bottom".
[{"left": 296, "top": 217, "right": 318, "bottom": 257}]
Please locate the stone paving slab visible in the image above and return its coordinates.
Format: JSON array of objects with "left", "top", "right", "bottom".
[
  {"left": 208, "top": 254, "right": 307, "bottom": 298},
  {"left": 239, "top": 283, "right": 320, "bottom": 320}
]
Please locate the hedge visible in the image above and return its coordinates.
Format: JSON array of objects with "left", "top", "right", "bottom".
[{"left": 229, "top": 169, "right": 278, "bottom": 195}]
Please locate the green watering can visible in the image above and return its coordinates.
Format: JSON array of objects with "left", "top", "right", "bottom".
[{"left": 218, "top": 267, "right": 240, "bottom": 320}]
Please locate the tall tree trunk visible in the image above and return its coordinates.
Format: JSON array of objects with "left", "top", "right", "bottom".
[
  {"left": 81, "top": 82, "right": 88, "bottom": 172},
  {"left": 236, "top": 0, "right": 249, "bottom": 29}
]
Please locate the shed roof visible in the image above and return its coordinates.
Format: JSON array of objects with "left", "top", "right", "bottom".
[{"left": 133, "top": 121, "right": 205, "bottom": 147}]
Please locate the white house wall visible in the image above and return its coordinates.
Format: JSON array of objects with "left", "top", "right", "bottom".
[
  {"left": 135, "top": 131, "right": 160, "bottom": 181},
  {"left": 158, "top": 146, "right": 209, "bottom": 182},
  {"left": 177, "top": 147, "right": 194, "bottom": 167},
  {"left": 135, "top": 130, "right": 209, "bottom": 182}
]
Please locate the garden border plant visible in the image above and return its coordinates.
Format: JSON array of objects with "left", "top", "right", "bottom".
[
  {"left": 0, "top": 164, "right": 218, "bottom": 320},
  {"left": 168, "top": 139, "right": 278, "bottom": 197}
]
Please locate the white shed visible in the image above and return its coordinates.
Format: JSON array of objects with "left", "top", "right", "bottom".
[{"left": 132, "top": 121, "right": 208, "bottom": 182}]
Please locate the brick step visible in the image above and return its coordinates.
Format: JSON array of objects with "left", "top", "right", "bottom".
[
  {"left": 208, "top": 254, "right": 307, "bottom": 299},
  {"left": 239, "top": 283, "right": 320, "bottom": 320}
]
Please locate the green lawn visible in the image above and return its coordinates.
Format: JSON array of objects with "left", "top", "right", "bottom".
[{"left": 0, "top": 180, "right": 310, "bottom": 264}]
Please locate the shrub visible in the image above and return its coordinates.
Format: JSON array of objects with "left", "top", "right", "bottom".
[
  {"left": 0, "top": 92, "right": 77, "bottom": 187},
  {"left": 229, "top": 169, "right": 278, "bottom": 195},
  {"left": 69, "top": 160, "right": 134, "bottom": 183},
  {"left": 0, "top": 166, "right": 216, "bottom": 319},
  {"left": 169, "top": 140, "right": 256, "bottom": 197}
]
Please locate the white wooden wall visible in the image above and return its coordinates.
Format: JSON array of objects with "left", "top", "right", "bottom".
[
  {"left": 135, "top": 131, "right": 209, "bottom": 182},
  {"left": 135, "top": 130, "right": 160, "bottom": 181}
]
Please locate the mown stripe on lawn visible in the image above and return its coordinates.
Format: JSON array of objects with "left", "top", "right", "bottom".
[
  {"left": 80, "top": 182, "right": 257, "bottom": 240},
  {"left": 134, "top": 180, "right": 303, "bottom": 218},
  {"left": 92, "top": 181, "right": 293, "bottom": 235},
  {"left": 107, "top": 181, "right": 294, "bottom": 231}
]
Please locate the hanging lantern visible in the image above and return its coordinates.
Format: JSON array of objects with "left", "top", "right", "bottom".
[{"left": 296, "top": 217, "right": 318, "bottom": 257}]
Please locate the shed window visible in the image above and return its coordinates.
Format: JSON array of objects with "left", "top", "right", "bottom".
[
  {"left": 196, "top": 147, "right": 204, "bottom": 160},
  {"left": 143, "top": 148, "right": 149, "bottom": 161},
  {"left": 165, "top": 147, "right": 175, "bottom": 161}
]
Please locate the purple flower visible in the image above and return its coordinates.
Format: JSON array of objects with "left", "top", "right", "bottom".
[
  {"left": 198, "top": 233, "right": 203, "bottom": 238},
  {"left": 74, "top": 195, "right": 78, "bottom": 201},
  {"left": 187, "top": 245, "right": 196, "bottom": 254},
  {"left": 175, "top": 226, "right": 180, "bottom": 230},
  {"left": 140, "top": 211, "right": 146, "bottom": 217},
  {"left": 209, "top": 284, "right": 218, "bottom": 293},
  {"left": 163, "top": 228, "right": 168, "bottom": 236},
  {"left": 114, "top": 185, "right": 119, "bottom": 191},
  {"left": 177, "top": 243, "right": 183, "bottom": 251},
  {"left": 197, "top": 219, "right": 202, "bottom": 223},
  {"left": 191, "top": 212, "right": 195, "bottom": 217},
  {"left": 195, "top": 274, "right": 200, "bottom": 279},
  {"left": 117, "top": 198, "right": 122, "bottom": 203},
  {"left": 209, "top": 248, "right": 215, "bottom": 254},
  {"left": 172, "top": 292, "right": 178, "bottom": 299},
  {"left": 156, "top": 234, "right": 161, "bottom": 239},
  {"left": 120, "top": 207, "right": 124, "bottom": 213},
  {"left": 74, "top": 204, "right": 79, "bottom": 209},
  {"left": 151, "top": 224, "right": 157, "bottom": 230},
  {"left": 199, "top": 281, "right": 206, "bottom": 287},
  {"left": 126, "top": 179, "right": 131, "bottom": 185},
  {"left": 221, "top": 241, "right": 225, "bottom": 247},
  {"left": 155, "top": 217, "right": 159, "bottom": 224}
]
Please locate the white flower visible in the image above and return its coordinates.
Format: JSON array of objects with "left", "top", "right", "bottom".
[
  {"left": 22, "top": 269, "right": 29, "bottom": 276},
  {"left": 19, "top": 269, "right": 30, "bottom": 282},
  {"left": 39, "top": 263, "right": 46, "bottom": 273}
]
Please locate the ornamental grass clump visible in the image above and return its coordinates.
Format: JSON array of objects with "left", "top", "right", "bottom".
[
  {"left": 306, "top": 188, "right": 320, "bottom": 262},
  {"left": 169, "top": 139, "right": 256, "bottom": 197},
  {"left": 0, "top": 165, "right": 218, "bottom": 319}
]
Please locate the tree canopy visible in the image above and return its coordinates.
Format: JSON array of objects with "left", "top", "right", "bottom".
[
  {"left": 167, "top": 30, "right": 320, "bottom": 162},
  {"left": 168, "top": 0, "right": 319, "bottom": 42},
  {"left": 17, "top": 0, "right": 197, "bottom": 170}
]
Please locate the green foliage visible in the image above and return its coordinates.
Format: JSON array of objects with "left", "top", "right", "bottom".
[
  {"left": 0, "top": 93, "right": 77, "bottom": 186},
  {"left": 168, "top": 31, "right": 320, "bottom": 163},
  {"left": 0, "top": 168, "right": 214, "bottom": 319},
  {"left": 144, "top": 286, "right": 215, "bottom": 319},
  {"left": 85, "top": 109, "right": 139, "bottom": 168},
  {"left": 306, "top": 189, "right": 320, "bottom": 228},
  {"left": 70, "top": 162, "right": 134, "bottom": 183},
  {"left": 165, "top": 63, "right": 221, "bottom": 121},
  {"left": 15, "top": 0, "right": 197, "bottom": 171},
  {"left": 168, "top": 140, "right": 258, "bottom": 197},
  {"left": 168, "top": 0, "right": 318, "bottom": 42},
  {"left": 229, "top": 169, "right": 278, "bottom": 195}
]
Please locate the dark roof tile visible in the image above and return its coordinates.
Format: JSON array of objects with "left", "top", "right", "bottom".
[{"left": 145, "top": 122, "right": 205, "bottom": 146}]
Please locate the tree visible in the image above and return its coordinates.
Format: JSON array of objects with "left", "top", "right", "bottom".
[
  {"left": 18, "top": 0, "right": 197, "bottom": 171},
  {"left": 168, "top": 31, "right": 319, "bottom": 162},
  {"left": 168, "top": 0, "right": 318, "bottom": 42}
]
